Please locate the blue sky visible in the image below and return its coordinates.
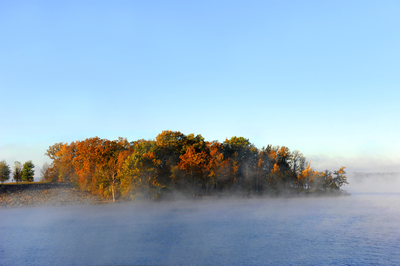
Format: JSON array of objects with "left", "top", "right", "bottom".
[{"left": 1, "top": 0, "right": 400, "bottom": 177}]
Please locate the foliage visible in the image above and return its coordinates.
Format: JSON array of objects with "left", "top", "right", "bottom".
[
  {"left": 0, "top": 160, "right": 11, "bottom": 183},
  {"left": 44, "top": 131, "right": 349, "bottom": 201},
  {"left": 13, "top": 161, "right": 23, "bottom": 184},
  {"left": 120, "top": 140, "right": 162, "bottom": 200},
  {"left": 40, "top": 162, "right": 53, "bottom": 182},
  {"left": 332, "top": 167, "right": 348, "bottom": 190},
  {"left": 21, "top": 161, "right": 35, "bottom": 182}
]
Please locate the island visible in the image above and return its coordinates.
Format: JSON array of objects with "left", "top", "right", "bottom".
[{"left": 0, "top": 130, "right": 349, "bottom": 208}]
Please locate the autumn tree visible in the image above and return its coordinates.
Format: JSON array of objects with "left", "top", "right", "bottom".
[
  {"left": 290, "top": 150, "right": 307, "bottom": 180},
  {"left": 297, "top": 162, "right": 325, "bottom": 191},
  {"left": 331, "top": 167, "right": 348, "bottom": 190},
  {"left": 73, "top": 138, "right": 98, "bottom": 189},
  {"left": 182, "top": 133, "right": 206, "bottom": 154},
  {"left": 42, "top": 131, "right": 349, "bottom": 198},
  {"left": 254, "top": 157, "right": 263, "bottom": 193},
  {"left": 267, "top": 163, "right": 283, "bottom": 192},
  {"left": 255, "top": 146, "right": 277, "bottom": 192},
  {"left": 266, "top": 146, "right": 294, "bottom": 189},
  {"left": 96, "top": 157, "right": 119, "bottom": 202},
  {"left": 40, "top": 162, "right": 54, "bottom": 182},
  {"left": 95, "top": 137, "right": 133, "bottom": 202},
  {"left": 179, "top": 146, "right": 207, "bottom": 197},
  {"left": 204, "top": 141, "right": 225, "bottom": 192},
  {"left": 57, "top": 143, "right": 77, "bottom": 182},
  {"left": 120, "top": 140, "right": 162, "bottom": 200},
  {"left": 0, "top": 160, "right": 11, "bottom": 183},
  {"left": 13, "top": 161, "right": 23, "bottom": 184},
  {"left": 44, "top": 142, "right": 64, "bottom": 181},
  {"left": 45, "top": 142, "right": 76, "bottom": 182},
  {"left": 21, "top": 161, "right": 35, "bottom": 182},
  {"left": 316, "top": 169, "right": 333, "bottom": 191},
  {"left": 155, "top": 131, "right": 187, "bottom": 183},
  {"left": 156, "top": 130, "right": 187, "bottom": 161},
  {"left": 222, "top": 136, "right": 257, "bottom": 191},
  {"left": 41, "top": 162, "right": 58, "bottom": 182}
]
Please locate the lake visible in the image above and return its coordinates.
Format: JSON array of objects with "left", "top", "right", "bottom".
[{"left": 1, "top": 194, "right": 399, "bottom": 265}]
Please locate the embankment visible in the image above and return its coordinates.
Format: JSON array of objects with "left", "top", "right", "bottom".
[{"left": 0, "top": 183, "right": 106, "bottom": 208}]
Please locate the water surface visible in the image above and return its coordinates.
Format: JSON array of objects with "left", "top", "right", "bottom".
[{"left": 1, "top": 194, "right": 399, "bottom": 265}]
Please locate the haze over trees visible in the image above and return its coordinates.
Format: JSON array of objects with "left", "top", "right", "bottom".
[{"left": 43, "top": 131, "right": 349, "bottom": 201}]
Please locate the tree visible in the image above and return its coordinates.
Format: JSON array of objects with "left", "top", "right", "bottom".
[
  {"left": 120, "top": 140, "right": 162, "bottom": 200},
  {"left": 254, "top": 158, "right": 263, "bottom": 193},
  {"left": 179, "top": 146, "right": 206, "bottom": 197},
  {"left": 318, "top": 169, "right": 333, "bottom": 191},
  {"left": 297, "top": 162, "right": 314, "bottom": 190},
  {"left": 267, "top": 163, "right": 283, "bottom": 191},
  {"left": 13, "top": 161, "right": 23, "bottom": 183},
  {"left": 156, "top": 130, "right": 187, "bottom": 159},
  {"left": 94, "top": 138, "right": 133, "bottom": 202},
  {"left": 205, "top": 141, "right": 225, "bottom": 192},
  {"left": 0, "top": 160, "right": 11, "bottom": 183},
  {"left": 222, "top": 136, "right": 257, "bottom": 190},
  {"left": 96, "top": 139, "right": 132, "bottom": 203},
  {"left": 22, "top": 161, "right": 35, "bottom": 182},
  {"left": 45, "top": 142, "right": 75, "bottom": 182},
  {"left": 97, "top": 157, "right": 118, "bottom": 202},
  {"left": 40, "top": 162, "right": 54, "bottom": 182},
  {"left": 42, "top": 131, "right": 349, "bottom": 198},
  {"left": 331, "top": 167, "right": 348, "bottom": 190}
]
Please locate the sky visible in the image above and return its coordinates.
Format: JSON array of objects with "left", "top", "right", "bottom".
[{"left": 1, "top": 0, "right": 400, "bottom": 179}]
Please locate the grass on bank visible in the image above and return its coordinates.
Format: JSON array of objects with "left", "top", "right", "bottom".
[{"left": 1, "top": 181, "right": 50, "bottom": 185}]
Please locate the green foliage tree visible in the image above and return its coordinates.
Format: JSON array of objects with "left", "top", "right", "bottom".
[
  {"left": 22, "top": 161, "right": 35, "bottom": 182},
  {"left": 13, "top": 161, "right": 23, "bottom": 183},
  {"left": 120, "top": 140, "right": 162, "bottom": 200},
  {"left": 0, "top": 160, "right": 11, "bottom": 183}
]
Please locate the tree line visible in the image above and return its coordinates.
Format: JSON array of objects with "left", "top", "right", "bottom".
[
  {"left": 0, "top": 160, "right": 35, "bottom": 183},
  {"left": 41, "top": 130, "right": 348, "bottom": 201}
]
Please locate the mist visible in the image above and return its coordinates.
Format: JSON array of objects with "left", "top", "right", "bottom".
[
  {"left": 309, "top": 155, "right": 400, "bottom": 194},
  {"left": 346, "top": 172, "right": 400, "bottom": 194},
  {"left": 1, "top": 194, "right": 400, "bottom": 265}
]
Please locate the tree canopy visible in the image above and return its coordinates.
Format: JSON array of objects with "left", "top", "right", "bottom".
[
  {"left": 44, "top": 130, "right": 348, "bottom": 201},
  {"left": 13, "top": 161, "right": 23, "bottom": 184},
  {"left": 21, "top": 161, "right": 35, "bottom": 182},
  {"left": 0, "top": 160, "right": 11, "bottom": 183}
]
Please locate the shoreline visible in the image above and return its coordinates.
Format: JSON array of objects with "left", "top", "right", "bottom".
[{"left": 0, "top": 182, "right": 350, "bottom": 209}]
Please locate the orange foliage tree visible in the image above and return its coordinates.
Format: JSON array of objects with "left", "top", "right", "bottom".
[{"left": 179, "top": 146, "right": 207, "bottom": 197}]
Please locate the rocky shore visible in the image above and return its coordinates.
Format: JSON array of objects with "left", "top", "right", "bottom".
[{"left": 0, "top": 183, "right": 107, "bottom": 208}]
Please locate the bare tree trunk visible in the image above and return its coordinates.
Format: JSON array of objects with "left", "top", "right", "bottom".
[
  {"left": 206, "top": 176, "right": 208, "bottom": 196},
  {"left": 112, "top": 181, "right": 115, "bottom": 203},
  {"left": 191, "top": 169, "right": 195, "bottom": 198},
  {"left": 256, "top": 172, "right": 259, "bottom": 193}
]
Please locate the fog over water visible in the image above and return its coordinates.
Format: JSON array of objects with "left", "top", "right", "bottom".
[
  {"left": 1, "top": 192, "right": 400, "bottom": 265},
  {"left": 346, "top": 172, "right": 400, "bottom": 194}
]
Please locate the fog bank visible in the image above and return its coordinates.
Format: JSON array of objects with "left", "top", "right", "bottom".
[{"left": 346, "top": 172, "right": 400, "bottom": 194}]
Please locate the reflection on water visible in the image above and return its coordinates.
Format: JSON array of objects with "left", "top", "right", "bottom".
[{"left": 1, "top": 194, "right": 400, "bottom": 265}]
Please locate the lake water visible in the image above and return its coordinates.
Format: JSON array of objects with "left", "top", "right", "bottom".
[{"left": 1, "top": 194, "right": 399, "bottom": 265}]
